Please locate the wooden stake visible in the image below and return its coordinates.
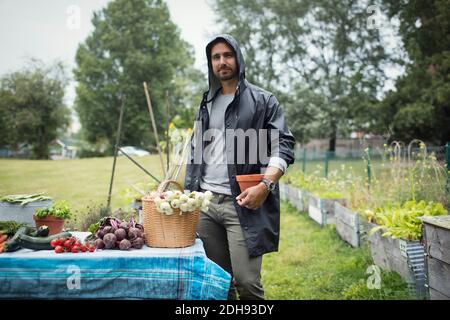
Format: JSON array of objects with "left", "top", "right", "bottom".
[
  {"left": 143, "top": 82, "right": 166, "bottom": 177},
  {"left": 107, "top": 95, "right": 125, "bottom": 211},
  {"left": 165, "top": 90, "right": 170, "bottom": 175}
]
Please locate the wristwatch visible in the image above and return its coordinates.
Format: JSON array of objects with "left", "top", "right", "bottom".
[{"left": 261, "top": 177, "right": 275, "bottom": 191}]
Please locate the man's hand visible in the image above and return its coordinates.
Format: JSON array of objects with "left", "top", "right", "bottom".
[{"left": 236, "top": 183, "right": 270, "bottom": 210}]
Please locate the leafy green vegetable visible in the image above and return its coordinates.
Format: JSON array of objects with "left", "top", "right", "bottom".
[
  {"left": 367, "top": 200, "right": 448, "bottom": 240},
  {"left": 35, "top": 200, "right": 72, "bottom": 220},
  {"left": 0, "top": 194, "right": 52, "bottom": 205},
  {"left": 0, "top": 221, "right": 28, "bottom": 237}
]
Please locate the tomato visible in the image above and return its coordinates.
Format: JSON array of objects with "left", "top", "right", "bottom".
[
  {"left": 80, "top": 245, "right": 87, "bottom": 252},
  {"left": 55, "top": 246, "right": 64, "bottom": 254},
  {"left": 89, "top": 247, "right": 95, "bottom": 252},
  {"left": 71, "top": 246, "right": 80, "bottom": 253},
  {"left": 50, "top": 239, "right": 59, "bottom": 248},
  {"left": 63, "top": 240, "right": 72, "bottom": 248}
]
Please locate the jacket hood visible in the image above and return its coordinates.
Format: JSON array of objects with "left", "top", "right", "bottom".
[{"left": 205, "top": 34, "right": 246, "bottom": 102}]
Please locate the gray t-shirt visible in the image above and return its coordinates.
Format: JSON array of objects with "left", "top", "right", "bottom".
[{"left": 200, "top": 92, "right": 234, "bottom": 195}]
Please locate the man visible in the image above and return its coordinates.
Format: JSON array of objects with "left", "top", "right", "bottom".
[{"left": 184, "top": 34, "right": 295, "bottom": 300}]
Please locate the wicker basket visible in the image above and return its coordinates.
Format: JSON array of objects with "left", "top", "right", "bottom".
[{"left": 141, "top": 180, "right": 200, "bottom": 248}]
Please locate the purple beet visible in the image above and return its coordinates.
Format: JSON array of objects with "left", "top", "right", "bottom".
[
  {"left": 103, "top": 226, "right": 112, "bottom": 234},
  {"left": 119, "top": 221, "right": 130, "bottom": 231},
  {"left": 94, "top": 238, "right": 105, "bottom": 249},
  {"left": 131, "top": 237, "right": 145, "bottom": 249},
  {"left": 114, "top": 228, "right": 127, "bottom": 241},
  {"left": 119, "top": 239, "right": 132, "bottom": 250},
  {"left": 103, "top": 233, "right": 117, "bottom": 249}
]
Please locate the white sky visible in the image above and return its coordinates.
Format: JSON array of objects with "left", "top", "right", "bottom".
[
  {"left": 0, "top": 1, "right": 403, "bottom": 133},
  {"left": 0, "top": 0, "right": 219, "bottom": 132}
]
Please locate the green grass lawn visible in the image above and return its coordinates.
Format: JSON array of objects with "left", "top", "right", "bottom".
[
  {"left": 0, "top": 157, "right": 412, "bottom": 299},
  {"left": 262, "top": 202, "right": 412, "bottom": 300},
  {"left": 0, "top": 156, "right": 169, "bottom": 216}
]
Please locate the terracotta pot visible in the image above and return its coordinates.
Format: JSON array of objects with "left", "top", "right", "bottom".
[
  {"left": 33, "top": 215, "right": 65, "bottom": 235},
  {"left": 236, "top": 174, "right": 266, "bottom": 193}
]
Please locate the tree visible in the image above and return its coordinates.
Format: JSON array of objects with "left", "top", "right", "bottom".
[
  {"left": 73, "top": 0, "right": 204, "bottom": 153},
  {"left": 0, "top": 61, "right": 70, "bottom": 159},
  {"left": 211, "top": 0, "right": 399, "bottom": 150},
  {"left": 376, "top": 0, "right": 450, "bottom": 144}
]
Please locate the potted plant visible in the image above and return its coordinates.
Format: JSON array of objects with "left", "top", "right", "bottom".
[{"left": 33, "top": 200, "right": 72, "bottom": 235}]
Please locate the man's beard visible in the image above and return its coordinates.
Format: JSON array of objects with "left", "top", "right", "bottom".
[{"left": 215, "top": 68, "right": 237, "bottom": 81}]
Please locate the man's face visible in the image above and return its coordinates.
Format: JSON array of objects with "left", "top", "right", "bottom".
[{"left": 210, "top": 41, "right": 238, "bottom": 81}]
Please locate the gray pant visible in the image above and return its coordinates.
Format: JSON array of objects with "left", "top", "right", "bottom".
[{"left": 197, "top": 192, "right": 264, "bottom": 300}]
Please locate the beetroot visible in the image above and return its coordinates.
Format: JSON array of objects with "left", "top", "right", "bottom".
[
  {"left": 128, "top": 227, "right": 142, "bottom": 240},
  {"left": 119, "top": 239, "right": 132, "bottom": 250},
  {"left": 96, "top": 229, "right": 105, "bottom": 239},
  {"left": 103, "top": 226, "right": 113, "bottom": 234},
  {"left": 128, "top": 227, "right": 139, "bottom": 240},
  {"left": 114, "top": 228, "right": 127, "bottom": 241},
  {"left": 94, "top": 238, "right": 105, "bottom": 249},
  {"left": 103, "top": 233, "right": 117, "bottom": 249},
  {"left": 131, "top": 237, "right": 145, "bottom": 249},
  {"left": 119, "top": 221, "right": 129, "bottom": 231}
]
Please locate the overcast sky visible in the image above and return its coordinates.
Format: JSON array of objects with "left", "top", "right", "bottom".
[
  {"left": 0, "top": 0, "right": 403, "bottom": 133},
  {"left": 0, "top": 0, "right": 219, "bottom": 131}
]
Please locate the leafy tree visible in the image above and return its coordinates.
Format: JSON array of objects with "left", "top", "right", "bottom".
[
  {"left": 376, "top": 0, "right": 450, "bottom": 144},
  {"left": 0, "top": 61, "right": 70, "bottom": 159},
  {"left": 211, "top": 0, "right": 399, "bottom": 150},
  {"left": 74, "top": 0, "right": 204, "bottom": 153}
]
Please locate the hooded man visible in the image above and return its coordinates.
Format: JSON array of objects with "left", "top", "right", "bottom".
[{"left": 184, "top": 34, "right": 295, "bottom": 300}]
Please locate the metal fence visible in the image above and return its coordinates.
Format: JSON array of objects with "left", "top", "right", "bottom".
[{"left": 292, "top": 142, "right": 450, "bottom": 196}]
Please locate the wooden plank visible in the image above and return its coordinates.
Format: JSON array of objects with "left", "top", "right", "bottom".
[
  {"left": 421, "top": 215, "right": 450, "bottom": 230},
  {"left": 367, "top": 227, "right": 391, "bottom": 270},
  {"left": 301, "top": 191, "right": 310, "bottom": 213},
  {"left": 427, "top": 257, "right": 450, "bottom": 297},
  {"left": 288, "top": 186, "right": 299, "bottom": 202},
  {"left": 335, "top": 202, "right": 359, "bottom": 228},
  {"left": 308, "top": 197, "right": 324, "bottom": 226},
  {"left": 336, "top": 217, "right": 359, "bottom": 247},
  {"left": 423, "top": 223, "right": 450, "bottom": 265},
  {"left": 296, "top": 189, "right": 304, "bottom": 212},
  {"left": 429, "top": 287, "right": 450, "bottom": 300},
  {"left": 279, "top": 183, "right": 286, "bottom": 200}
]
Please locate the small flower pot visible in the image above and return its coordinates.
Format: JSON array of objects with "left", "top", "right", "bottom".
[
  {"left": 236, "top": 174, "right": 265, "bottom": 193},
  {"left": 33, "top": 215, "right": 65, "bottom": 235}
]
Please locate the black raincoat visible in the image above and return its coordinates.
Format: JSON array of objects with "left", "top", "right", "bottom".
[{"left": 184, "top": 34, "right": 296, "bottom": 257}]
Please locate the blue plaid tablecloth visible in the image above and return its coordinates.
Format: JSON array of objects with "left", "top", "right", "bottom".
[{"left": 0, "top": 232, "right": 231, "bottom": 300}]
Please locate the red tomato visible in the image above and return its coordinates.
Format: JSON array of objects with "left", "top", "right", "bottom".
[
  {"left": 80, "top": 246, "right": 87, "bottom": 252},
  {"left": 89, "top": 247, "right": 95, "bottom": 252},
  {"left": 63, "top": 240, "right": 72, "bottom": 248},
  {"left": 71, "top": 246, "right": 80, "bottom": 253},
  {"left": 50, "top": 239, "right": 59, "bottom": 248},
  {"left": 55, "top": 246, "right": 64, "bottom": 254}
]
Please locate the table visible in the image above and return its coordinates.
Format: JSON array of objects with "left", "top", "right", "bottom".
[{"left": 0, "top": 232, "right": 231, "bottom": 300}]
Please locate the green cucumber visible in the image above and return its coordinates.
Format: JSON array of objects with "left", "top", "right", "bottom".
[
  {"left": 18, "top": 231, "right": 72, "bottom": 250},
  {"left": 4, "top": 226, "right": 30, "bottom": 252}
]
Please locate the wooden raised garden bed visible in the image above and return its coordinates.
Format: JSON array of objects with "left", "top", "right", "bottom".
[
  {"left": 421, "top": 215, "right": 450, "bottom": 300},
  {"left": 308, "top": 194, "right": 347, "bottom": 226},
  {"left": 280, "top": 183, "right": 309, "bottom": 213},
  {"left": 334, "top": 202, "right": 361, "bottom": 247},
  {"left": 279, "top": 182, "right": 288, "bottom": 201},
  {"left": 365, "top": 221, "right": 427, "bottom": 299}
]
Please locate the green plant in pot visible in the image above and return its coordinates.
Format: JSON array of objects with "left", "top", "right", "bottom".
[{"left": 34, "top": 200, "right": 72, "bottom": 235}]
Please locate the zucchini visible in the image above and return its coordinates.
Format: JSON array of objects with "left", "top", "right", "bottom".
[
  {"left": 3, "top": 226, "right": 30, "bottom": 252},
  {"left": 18, "top": 231, "right": 72, "bottom": 250}
]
